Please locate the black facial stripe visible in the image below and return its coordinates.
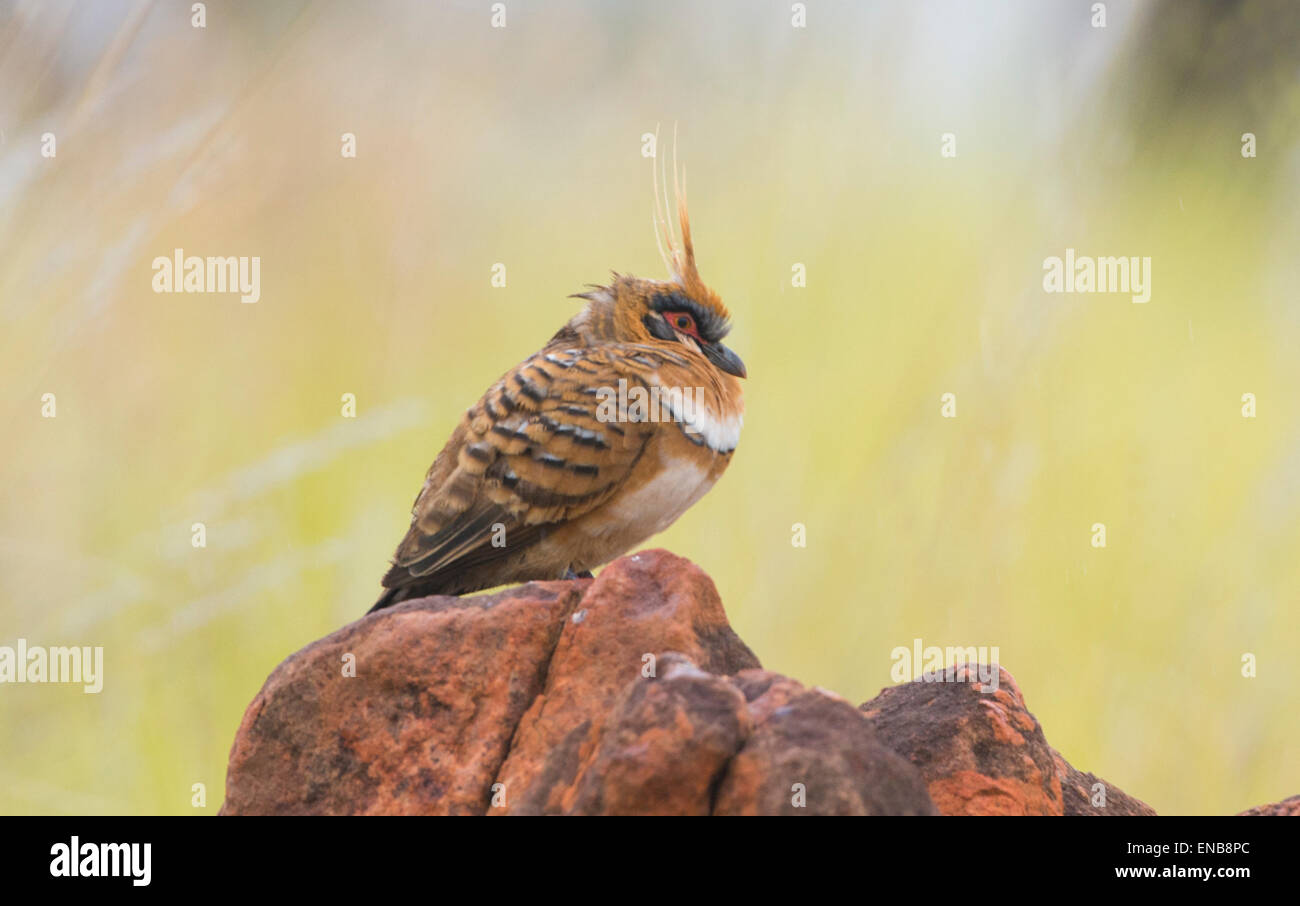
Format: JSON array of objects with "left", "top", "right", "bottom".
[{"left": 648, "top": 291, "right": 729, "bottom": 343}]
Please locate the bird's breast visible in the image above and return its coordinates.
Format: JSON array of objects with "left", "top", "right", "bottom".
[{"left": 602, "top": 449, "right": 718, "bottom": 537}]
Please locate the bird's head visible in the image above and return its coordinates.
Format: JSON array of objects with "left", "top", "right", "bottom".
[{"left": 556, "top": 151, "right": 746, "bottom": 380}]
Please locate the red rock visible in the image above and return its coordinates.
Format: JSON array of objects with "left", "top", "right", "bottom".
[
  {"left": 221, "top": 583, "right": 581, "bottom": 815},
  {"left": 490, "top": 550, "right": 759, "bottom": 814},
  {"left": 564, "top": 655, "right": 752, "bottom": 815},
  {"left": 1238, "top": 794, "right": 1300, "bottom": 816},
  {"left": 860, "top": 664, "right": 1154, "bottom": 816},
  {"left": 714, "top": 671, "right": 938, "bottom": 815},
  {"left": 222, "top": 550, "right": 1164, "bottom": 816},
  {"left": 1052, "top": 750, "right": 1157, "bottom": 816}
]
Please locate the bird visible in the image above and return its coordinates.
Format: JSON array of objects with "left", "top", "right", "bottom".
[{"left": 369, "top": 150, "right": 745, "bottom": 613}]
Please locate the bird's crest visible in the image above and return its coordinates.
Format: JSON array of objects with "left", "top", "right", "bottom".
[{"left": 652, "top": 125, "right": 729, "bottom": 323}]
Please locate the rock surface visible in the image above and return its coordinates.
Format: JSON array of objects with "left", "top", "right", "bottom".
[
  {"left": 220, "top": 548, "right": 1255, "bottom": 816},
  {"left": 1238, "top": 794, "right": 1300, "bottom": 816},
  {"left": 859, "top": 664, "right": 1156, "bottom": 816}
]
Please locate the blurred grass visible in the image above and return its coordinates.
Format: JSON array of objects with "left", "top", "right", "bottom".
[{"left": 1, "top": 0, "right": 1298, "bottom": 815}]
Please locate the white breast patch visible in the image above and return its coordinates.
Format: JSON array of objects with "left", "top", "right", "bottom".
[{"left": 659, "top": 391, "right": 743, "bottom": 453}]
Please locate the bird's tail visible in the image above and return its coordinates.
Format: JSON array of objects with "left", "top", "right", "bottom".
[{"left": 367, "top": 585, "right": 408, "bottom": 614}]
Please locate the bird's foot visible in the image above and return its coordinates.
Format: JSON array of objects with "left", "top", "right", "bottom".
[{"left": 562, "top": 567, "right": 595, "bottom": 580}]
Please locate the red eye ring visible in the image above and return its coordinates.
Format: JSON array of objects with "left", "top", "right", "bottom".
[{"left": 664, "top": 311, "right": 699, "bottom": 338}]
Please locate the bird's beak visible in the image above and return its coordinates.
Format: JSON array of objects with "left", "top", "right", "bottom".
[{"left": 705, "top": 342, "right": 747, "bottom": 379}]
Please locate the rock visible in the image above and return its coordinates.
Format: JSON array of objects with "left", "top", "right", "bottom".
[
  {"left": 221, "top": 549, "right": 1156, "bottom": 816},
  {"left": 714, "top": 671, "right": 938, "bottom": 815},
  {"left": 860, "top": 664, "right": 1155, "bottom": 816},
  {"left": 564, "top": 655, "right": 751, "bottom": 816},
  {"left": 491, "top": 550, "right": 760, "bottom": 814},
  {"left": 221, "top": 582, "right": 583, "bottom": 815},
  {"left": 1053, "top": 750, "right": 1157, "bottom": 816},
  {"left": 1238, "top": 795, "right": 1300, "bottom": 816}
]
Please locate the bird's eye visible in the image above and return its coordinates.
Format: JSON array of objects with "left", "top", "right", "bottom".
[{"left": 664, "top": 311, "right": 698, "bottom": 337}]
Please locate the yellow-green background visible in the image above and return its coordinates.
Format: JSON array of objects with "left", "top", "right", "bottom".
[{"left": 2, "top": 0, "right": 1297, "bottom": 815}]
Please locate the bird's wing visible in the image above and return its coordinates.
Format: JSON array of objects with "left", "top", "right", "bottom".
[{"left": 384, "top": 344, "right": 665, "bottom": 588}]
